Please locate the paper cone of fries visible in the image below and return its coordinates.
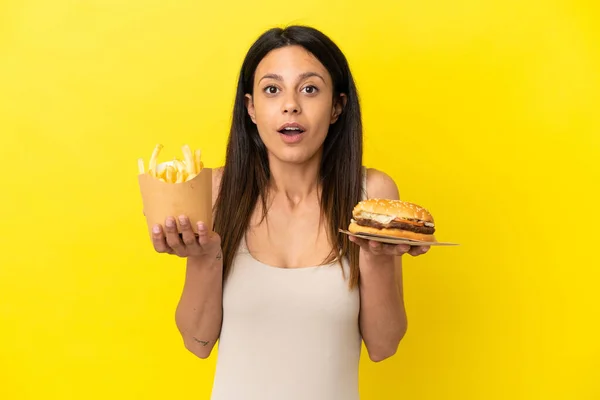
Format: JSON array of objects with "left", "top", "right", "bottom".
[{"left": 137, "top": 144, "right": 212, "bottom": 237}]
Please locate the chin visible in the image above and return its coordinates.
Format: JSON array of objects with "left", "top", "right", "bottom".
[
  {"left": 266, "top": 142, "right": 324, "bottom": 165},
  {"left": 271, "top": 149, "right": 317, "bottom": 165}
]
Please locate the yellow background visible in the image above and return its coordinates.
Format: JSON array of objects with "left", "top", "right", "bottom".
[{"left": 1, "top": 0, "right": 599, "bottom": 399}]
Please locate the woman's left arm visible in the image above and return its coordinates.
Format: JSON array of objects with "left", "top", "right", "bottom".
[{"left": 350, "top": 169, "right": 429, "bottom": 362}]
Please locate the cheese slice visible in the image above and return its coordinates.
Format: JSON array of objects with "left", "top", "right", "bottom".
[{"left": 357, "top": 211, "right": 434, "bottom": 228}]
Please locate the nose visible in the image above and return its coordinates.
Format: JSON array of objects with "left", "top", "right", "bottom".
[{"left": 282, "top": 94, "right": 301, "bottom": 114}]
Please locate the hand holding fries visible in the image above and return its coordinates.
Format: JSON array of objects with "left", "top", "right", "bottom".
[
  {"left": 138, "top": 144, "right": 204, "bottom": 184},
  {"left": 150, "top": 215, "right": 222, "bottom": 259}
]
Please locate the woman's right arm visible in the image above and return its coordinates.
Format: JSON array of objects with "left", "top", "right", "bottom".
[
  {"left": 151, "top": 168, "right": 225, "bottom": 359},
  {"left": 175, "top": 248, "right": 223, "bottom": 359},
  {"left": 152, "top": 218, "right": 224, "bottom": 359}
]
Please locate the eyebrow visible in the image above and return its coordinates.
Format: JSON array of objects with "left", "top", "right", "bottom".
[{"left": 258, "top": 71, "right": 326, "bottom": 84}]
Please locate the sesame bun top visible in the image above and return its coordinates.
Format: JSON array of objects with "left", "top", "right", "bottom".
[{"left": 352, "top": 198, "right": 434, "bottom": 224}]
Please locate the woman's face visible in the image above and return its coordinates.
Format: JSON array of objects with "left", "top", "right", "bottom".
[{"left": 246, "top": 45, "right": 344, "bottom": 165}]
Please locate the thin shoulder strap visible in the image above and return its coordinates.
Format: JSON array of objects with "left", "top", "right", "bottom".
[{"left": 361, "top": 166, "right": 368, "bottom": 200}]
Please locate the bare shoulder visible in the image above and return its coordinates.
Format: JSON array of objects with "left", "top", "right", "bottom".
[
  {"left": 212, "top": 166, "right": 224, "bottom": 208},
  {"left": 365, "top": 167, "right": 400, "bottom": 200}
]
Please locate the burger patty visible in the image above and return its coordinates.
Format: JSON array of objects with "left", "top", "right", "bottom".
[{"left": 355, "top": 218, "right": 435, "bottom": 234}]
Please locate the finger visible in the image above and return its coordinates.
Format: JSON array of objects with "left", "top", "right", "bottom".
[
  {"left": 196, "top": 221, "right": 211, "bottom": 246},
  {"left": 368, "top": 240, "right": 381, "bottom": 252},
  {"left": 353, "top": 238, "right": 368, "bottom": 247},
  {"left": 348, "top": 236, "right": 366, "bottom": 246},
  {"left": 164, "top": 217, "right": 186, "bottom": 256},
  {"left": 160, "top": 246, "right": 176, "bottom": 255},
  {"left": 179, "top": 215, "right": 199, "bottom": 248},
  {"left": 349, "top": 237, "right": 372, "bottom": 252},
  {"left": 369, "top": 240, "right": 392, "bottom": 255},
  {"left": 151, "top": 224, "right": 171, "bottom": 253},
  {"left": 392, "top": 244, "right": 411, "bottom": 255},
  {"left": 408, "top": 245, "right": 430, "bottom": 256}
]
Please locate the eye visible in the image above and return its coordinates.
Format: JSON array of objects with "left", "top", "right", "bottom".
[
  {"left": 302, "top": 85, "right": 318, "bottom": 94},
  {"left": 264, "top": 85, "right": 279, "bottom": 94}
]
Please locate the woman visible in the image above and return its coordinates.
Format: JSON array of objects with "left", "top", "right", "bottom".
[{"left": 151, "top": 25, "right": 430, "bottom": 399}]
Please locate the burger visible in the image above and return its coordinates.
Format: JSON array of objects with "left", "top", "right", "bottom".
[{"left": 348, "top": 198, "right": 436, "bottom": 242}]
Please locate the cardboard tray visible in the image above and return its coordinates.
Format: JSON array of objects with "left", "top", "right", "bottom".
[
  {"left": 138, "top": 166, "right": 212, "bottom": 238},
  {"left": 339, "top": 229, "right": 459, "bottom": 246}
]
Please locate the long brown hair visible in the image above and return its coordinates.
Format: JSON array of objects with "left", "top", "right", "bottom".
[{"left": 213, "top": 25, "right": 364, "bottom": 288}]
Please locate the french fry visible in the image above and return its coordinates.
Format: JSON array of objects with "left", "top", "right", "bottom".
[
  {"left": 156, "top": 164, "right": 167, "bottom": 181},
  {"left": 138, "top": 144, "right": 204, "bottom": 183},
  {"left": 182, "top": 145, "right": 196, "bottom": 175},
  {"left": 173, "top": 159, "right": 186, "bottom": 174},
  {"left": 165, "top": 165, "right": 175, "bottom": 183},
  {"left": 148, "top": 144, "right": 163, "bottom": 178},
  {"left": 175, "top": 168, "right": 185, "bottom": 183},
  {"left": 194, "top": 149, "right": 202, "bottom": 174}
]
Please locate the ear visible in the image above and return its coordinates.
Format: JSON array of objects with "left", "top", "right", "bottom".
[
  {"left": 245, "top": 94, "right": 256, "bottom": 124},
  {"left": 330, "top": 93, "right": 347, "bottom": 124}
]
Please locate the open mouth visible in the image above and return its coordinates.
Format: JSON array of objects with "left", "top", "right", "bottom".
[
  {"left": 277, "top": 122, "right": 306, "bottom": 135},
  {"left": 278, "top": 127, "right": 305, "bottom": 135}
]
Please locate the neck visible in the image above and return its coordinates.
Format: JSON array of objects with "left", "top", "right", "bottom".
[{"left": 267, "top": 153, "right": 322, "bottom": 205}]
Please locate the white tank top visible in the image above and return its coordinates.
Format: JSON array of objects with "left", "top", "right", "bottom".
[{"left": 210, "top": 169, "right": 367, "bottom": 400}]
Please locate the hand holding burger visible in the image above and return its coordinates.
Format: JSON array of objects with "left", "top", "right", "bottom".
[
  {"left": 347, "top": 198, "right": 434, "bottom": 257},
  {"left": 349, "top": 198, "right": 436, "bottom": 242}
]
